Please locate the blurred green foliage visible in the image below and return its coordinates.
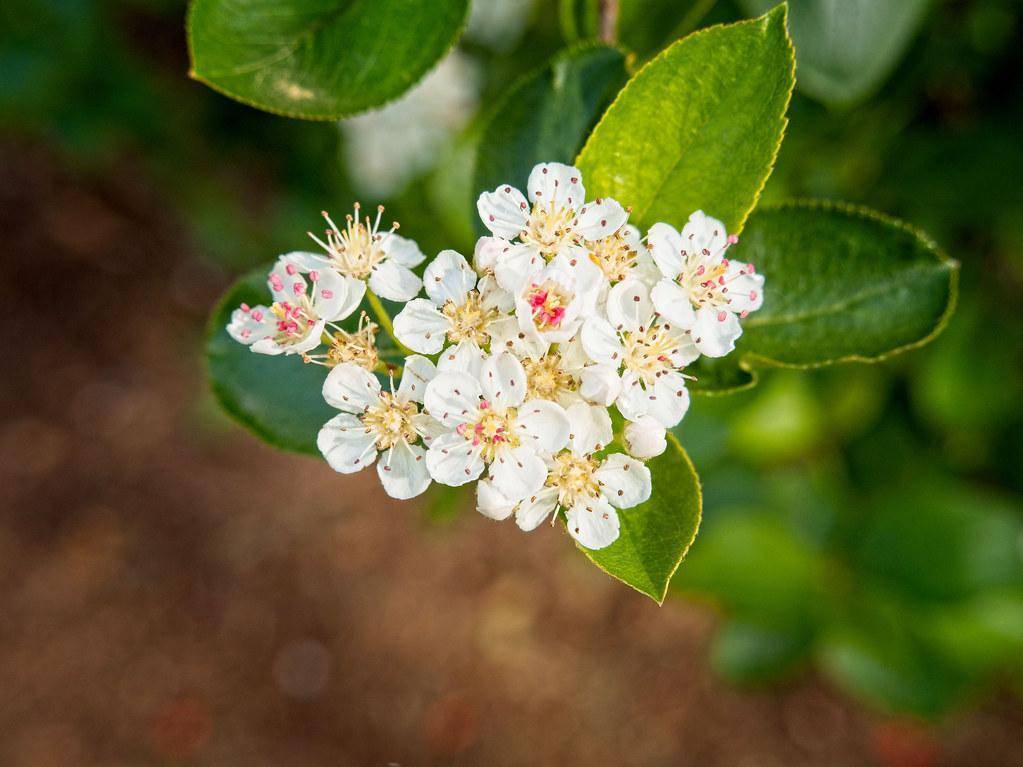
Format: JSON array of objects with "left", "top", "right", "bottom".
[{"left": 3, "top": 0, "right": 1021, "bottom": 719}]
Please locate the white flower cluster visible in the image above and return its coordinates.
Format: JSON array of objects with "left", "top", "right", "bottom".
[{"left": 227, "top": 163, "right": 764, "bottom": 550}]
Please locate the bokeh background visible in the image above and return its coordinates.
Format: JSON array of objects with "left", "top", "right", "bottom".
[{"left": 2, "top": 0, "right": 1022, "bottom": 764}]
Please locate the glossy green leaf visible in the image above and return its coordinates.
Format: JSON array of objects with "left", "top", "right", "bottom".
[
  {"left": 741, "top": 0, "right": 929, "bottom": 107},
  {"left": 581, "top": 433, "right": 701, "bottom": 604},
  {"left": 187, "top": 0, "right": 470, "bottom": 120},
  {"left": 473, "top": 43, "right": 628, "bottom": 235},
  {"left": 206, "top": 266, "right": 332, "bottom": 454},
  {"left": 576, "top": 5, "right": 795, "bottom": 233}
]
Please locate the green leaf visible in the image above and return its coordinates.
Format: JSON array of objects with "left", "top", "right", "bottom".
[
  {"left": 472, "top": 43, "right": 629, "bottom": 235},
  {"left": 187, "top": 0, "right": 470, "bottom": 120},
  {"left": 206, "top": 265, "right": 332, "bottom": 454},
  {"left": 576, "top": 5, "right": 795, "bottom": 233},
  {"left": 732, "top": 201, "right": 958, "bottom": 369},
  {"left": 740, "top": 0, "right": 929, "bottom": 107},
  {"left": 580, "top": 433, "right": 702, "bottom": 604},
  {"left": 712, "top": 620, "right": 813, "bottom": 683}
]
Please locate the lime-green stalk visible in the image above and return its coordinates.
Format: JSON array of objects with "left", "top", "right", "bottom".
[{"left": 365, "top": 289, "right": 414, "bottom": 356}]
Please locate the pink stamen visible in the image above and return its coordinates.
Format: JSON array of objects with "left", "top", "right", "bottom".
[
  {"left": 251, "top": 310, "right": 264, "bottom": 321},
  {"left": 285, "top": 264, "right": 297, "bottom": 276},
  {"left": 309, "top": 270, "right": 320, "bottom": 282},
  {"left": 727, "top": 234, "right": 739, "bottom": 245},
  {"left": 717, "top": 311, "right": 727, "bottom": 322},
  {"left": 321, "top": 289, "right": 334, "bottom": 299},
  {"left": 240, "top": 303, "right": 250, "bottom": 312},
  {"left": 292, "top": 282, "right": 303, "bottom": 295}
]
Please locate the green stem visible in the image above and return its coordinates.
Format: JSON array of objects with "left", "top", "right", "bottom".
[{"left": 365, "top": 289, "right": 415, "bottom": 357}]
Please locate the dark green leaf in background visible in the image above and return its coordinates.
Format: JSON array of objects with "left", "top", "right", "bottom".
[
  {"left": 188, "top": 0, "right": 470, "bottom": 119},
  {"left": 576, "top": 5, "right": 795, "bottom": 233}
]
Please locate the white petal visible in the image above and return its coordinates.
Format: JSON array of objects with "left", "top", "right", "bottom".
[
  {"left": 393, "top": 298, "right": 450, "bottom": 354},
  {"left": 477, "top": 184, "right": 529, "bottom": 239},
  {"left": 396, "top": 354, "right": 437, "bottom": 404},
  {"left": 681, "top": 210, "right": 729, "bottom": 260},
  {"left": 480, "top": 352, "right": 527, "bottom": 409},
  {"left": 424, "top": 249, "right": 476, "bottom": 306},
  {"left": 663, "top": 323, "right": 700, "bottom": 367},
  {"left": 369, "top": 260, "right": 422, "bottom": 302},
  {"left": 651, "top": 279, "right": 696, "bottom": 328},
  {"left": 280, "top": 250, "right": 331, "bottom": 272},
  {"left": 312, "top": 270, "right": 364, "bottom": 322},
  {"left": 692, "top": 305, "right": 742, "bottom": 358},
  {"left": 413, "top": 413, "right": 446, "bottom": 446},
  {"left": 615, "top": 370, "right": 650, "bottom": 422},
  {"left": 578, "top": 364, "right": 622, "bottom": 406},
  {"left": 494, "top": 242, "right": 543, "bottom": 293},
  {"left": 477, "top": 272, "right": 515, "bottom": 313},
  {"left": 424, "top": 371, "right": 482, "bottom": 427},
  {"left": 566, "top": 402, "right": 612, "bottom": 456},
  {"left": 574, "top": 197, "right": 628, "bottom": 241},
  {"left": 647, "top": 371, "right": 690, "bottom": 428},
  {"left": 489, "top": 445, "right": 546, "bottom": 500},
  {"left": 623, "top": 417, "right": 667, "bottom": 460},
  {"left": 227, "top": 304, "right": 274, "bottom": 345},
  {"left": 647, "top": 222, "right": 684, "bottom": 279},
  {"left": 268, "top": 260, "right": 307, "bottom": 304},
  {"left": 426, "top": 431, "right": 484, "bottom": 486},
  {"left": 436, "top": 339, "right": 486, "bottom": 377},
  {"left": 515, "top": 487, "right": 560, "bottom": 531},
  {"left": 488, "top": 315, "right": 548, "bottom": 359},
  {"left": 606, "top": 279, "right": 654, "bottom": 333},
  {"left": 380, "top": 233, "right": 425, "bottom": 267},
  {"left": 580, "top": 316, "right": 625, "bottom": 366},
  {"left": 476, "top": 478, "right": 518, "bottom": 521},
  {"left": 527, "top": 162, "right": 584, "bottom": 210},
  {"left": 317, "top": 413, "right": 378, "bottom": 474},
  {"left": 322, "top": 363, "right": 381, "bottom": 413},
  {"left": 473, "top": 236, "right": 504, "bottom": 274},
  {"left": 565, "top": 496, "right": 620, "bottom": 550},
  {"left": 515, "top": 399, "right": 570, "bottom": 454},
  {"left": 724, "top": 263, "right": 765, "bottom": 314},
  {"left": 377, "top": 441, "right": 431, "bottom": 499},
  {"left": 595, "top": 453, "right": 651, "bottom": 509}
]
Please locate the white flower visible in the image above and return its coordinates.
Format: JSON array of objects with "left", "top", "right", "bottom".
[
  {"left": 341, "top": 51, "right": 481, "bottom": 198},
  {"left": 648, "top": 210, "right": 765, "bottom": 357},
  {"left": 423, "top": 352, "right": 570, "bottom": 501},
  {"left": 393, "top": 249, "right": 521, "bottom": 374},
  {"left": 227, "top": 258, "right": 364, "bottom": 356},
  {"left": 465, "top": 0, "right": 535, "bottom": 52},
  {"left": 317, "top": 356, "right": 440, "bottom": 499},
  {"left": 585, "top": 224, "right": 660, "bottom": 288},
  {"left": 303, "top": 203, "right": 425, "bottom": 302},
  {"left": 513, "top": 255, "right": 601, "bottom": 344},
  {"left": 581, "top": 279, "right": 699, "bottom": 429},
  {"left": 477, "top": 162, "right": 628, "bottom": 291},
  {"left": 481, "top": 402, "right": 651, "bottom": 550},
  {"left": 623, "top": 416, "right": 667, "bottom": 460}
]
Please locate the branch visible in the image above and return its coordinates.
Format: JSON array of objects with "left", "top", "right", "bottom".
[{"left": 599, "top": 0, "right": 619, "bottom": 43}]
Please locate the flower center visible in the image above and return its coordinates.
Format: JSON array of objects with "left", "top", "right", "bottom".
[
  {"left": 622, "top": 323, "right": 681, "bottom": 385},
  {"left": 521, "top": 202, "right": 577, "bottom": 257},
  {"left": 456, "top": 400, "right": 520, "bottom": 462},
  {"left": 312, "top": 203, "right": 398, "bottom": 279},
  {"left": 362, "top": 391, "right": 420, "bottom": 450},
  {"left": 268, "top": 299, "right": 318, "bottom": 346},
  {"left": 524, "top": 279, "right": 572, "bottom": 331},
  {"left": 522, "top": 352, "right": 576, "bottom": 401},
  {"left": 547, "top": 451, "right": 600, "bottom": 508},
  {"left": 324, "top": 313, "right": 378, "bottom": 369},
  {"left": 676, "top": 235, "right": 753, "bottom": 313},
  {"left": 441, "top": 290, "right": 498, "bottom": 344},
  {"left": 588, "top": 230, "right": 637, "bottom": 282}
]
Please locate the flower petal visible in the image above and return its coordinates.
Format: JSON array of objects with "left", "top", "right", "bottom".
[
  {"left": 515, "top": 399, "right": 570, "bottom": 454},
  {"left": 477, "top": 477, "right": 518, "bottom": 521},
  {"left": 473, "top": 235, "right": 504, "bottom": 274},
  {"left": 322, "top": 362, "right": 381, "bottom": 413},
  {"left": 692, "top": 304, "right": 742, "bottom": 357},
  {"left": 396, "top": 354, "right": 437, "bottom": 404},
  {"left": 380, "top": 233, "right": 426, "bottom": 267},
  {"left": 494, "top": 242, "right": 543, "bottom": 293},
  {"left": 369, "top": 260, "right": 422, "bottom": 302},
  {"left": 424, "top": 249, "right": 476, "bottom": 306},
  {"left": 566, "top": 401, "right": 612, "bottom": 456},
  {"left": 650, "top": 279, "right": 696, "bottom": 328},
  {"left": 377, "top": 441, "right": 431, "bottom": 499},
  {"left": 426, "top": 431, "right": 484, "bottom": 486},
  {"left": 595, "top": 453, "right": 651, "bottom": 509},
  {"left": 623, "top": 416, "right": 667, "bottom": 460},
  {"left": 566, "top": 496, "right": 620, "bottom": 550},
  {"left": 477, "top": 184, "right": 529, "bottom": 239},
  {"left": 580, "top": 316, "right": 624, "bottom": 366},
  {"left": 436, "top": 339, "right": 486, "bottom": 377},
  {"left": 647, "top": 222, "right": 684, "bottom": 280},
  {"left": 724, "top": 262, "right": 765, "bottom": 315},
  {"left": 317, "top": 413, "right": 378, "bottom": 474},
  {"left": 647, "top": 371, "right": 690, "bottom": 428},
  {"left": 527, "top": 162, "right": 585, "bottom": 211},
  {"left": 574, "top": 197, "right": 628, "bottom": 241},
  {"left": 578, "top": 364, "right": 622, "bottom": 406},
  {"left": 393, "top": 298, "right": 450, "bottom": 354},
  {"left": 227, "top": 304, "right": 274, "bottom": 345},
  {"left": 480, "top": 352, "right": 527, "bottom": 409},
  {"left": 312, "top": 270, "right": 365, "bottom": 322},
  {"left": 268, "top": 260, "right": 308, "bottom": 304},
  {"left": 488, "top": 315, "right": 548, "bottom": 360},
  {"left": 515, "top": 487, "right": 560, "bottom": 531},
  {"left": 280, "top": 251, "right": 331, "bottom": 272},
  {"left": 615, "top": 369, "right": 650, "bottom": 422},
  {"left": 489, "top": 444, "right": 546, "bottom": 500},
  {"left": 606, "top": 279, "right": 654, "bottom": 333},
  {"left": 424, "top": 371, "right": 482, "bottom": 427},
  {"left": 681, "top": 210, "right": 729, "bottom": 261}
]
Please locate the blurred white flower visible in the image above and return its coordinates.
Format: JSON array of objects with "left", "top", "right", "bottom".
[
  {"left": 465, "top": 0, "right": 535, "bottom": 52},
  {"left": 341, "top": 51, "right": 482, "bottom": 199}
]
